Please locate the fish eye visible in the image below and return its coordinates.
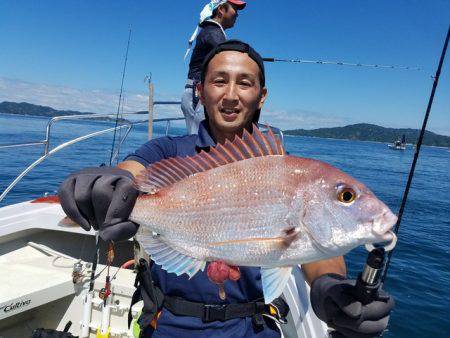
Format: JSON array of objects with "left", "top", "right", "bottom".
[{"left": 337, "top": 187, "right": 356, "bottom": 204}]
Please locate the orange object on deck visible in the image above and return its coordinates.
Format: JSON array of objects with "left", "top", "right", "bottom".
[{"left": 31, "top": 195, "right": 60, "bottom": 203}]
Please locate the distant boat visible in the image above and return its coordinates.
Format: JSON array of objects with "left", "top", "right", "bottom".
[{"left": 388, "top": 134, "right": 406, "bottom": 150}]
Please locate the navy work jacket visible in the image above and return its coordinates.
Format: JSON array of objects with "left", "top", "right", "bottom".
[
  {"left": 125, "top": 121, "right": 280, "bottom": 337},
  {"left": 188, "top": 21, "right": 226, "bottom": 82}
]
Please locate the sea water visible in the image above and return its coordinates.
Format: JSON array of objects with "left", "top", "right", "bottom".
[{"left": 1, "top": 114, "right": 449, "bottom": 337}]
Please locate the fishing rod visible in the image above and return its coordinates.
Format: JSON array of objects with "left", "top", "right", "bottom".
[
  {"left": 263, "top": 57, "right": 421, "bottom": 71},
  {"left": 381, "top": 25, "right": 449, "bottom": 282},
  {"left": 352, "top": 25, "right": 449, "bottom": 334},
  {"left": 109, "top": 25, "right": 132, "bottom": 166},
  {"left": 84, "top": 27, "right": 133, "bottom": 337}
]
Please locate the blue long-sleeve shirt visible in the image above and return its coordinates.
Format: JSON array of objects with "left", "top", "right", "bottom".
[{"left": 188, "top": 21, "right": 227, "bottom": 82}]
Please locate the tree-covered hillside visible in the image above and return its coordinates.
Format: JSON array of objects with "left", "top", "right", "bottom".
[
  {"left": 0, "top": 101, "right": 127, "bottom": 122},
  {"left": 0, "top": 101, "right": 91, "bottom": 116},
  {"left": 284, "top": 123, "right": 450, "bottom": 147}
]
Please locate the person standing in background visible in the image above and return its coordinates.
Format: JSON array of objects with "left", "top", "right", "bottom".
[{"left": 181, "top": 0, "right": 246, "bottom": 134}]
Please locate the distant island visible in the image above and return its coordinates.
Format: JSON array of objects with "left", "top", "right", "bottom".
[
  {"left": 285, "top": 123, "right": 450, "bottom": 148},
  {"left": 0, "top": 101, "right": 128, "bottom": 123},
  {"left": 1, "top": 101, "right": 449, "bottom": 147}
]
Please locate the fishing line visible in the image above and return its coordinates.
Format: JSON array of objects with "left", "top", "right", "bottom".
[
  {"left": 89, "top": 232, "right": 100, "bottom": 292},
  {"left": 381, "top": 25, "right": 449, "bottom": 283},
  {"left": 79, "top": 234, "right": 87, "bottom": 260},
  {"left": 263, "top": 57, "right": 421, "bottom": 71},
  {"left": 109, "top": 26, "right": 132, "bottom": 166},
  {"left": 115, "top": 94, "right": 126, "bottom": 163}
]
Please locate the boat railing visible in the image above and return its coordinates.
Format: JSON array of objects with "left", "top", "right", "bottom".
[
  {"left": 0, "top": 103, "right": 285, "bottom": 204},
  {"left": 0, "top": 100, "right": 183, "bottom": 203}
]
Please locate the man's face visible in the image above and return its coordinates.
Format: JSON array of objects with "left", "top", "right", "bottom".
[
  {"left": 221, "top": 3, "right": 239, "bottom": 29},
  {"left": 198, "top": 51, "right": 267, "bottom": 137}
]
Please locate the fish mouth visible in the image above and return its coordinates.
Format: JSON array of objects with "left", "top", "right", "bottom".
[
  {"left": 365, "top": 209, "right": 398, "bottom": 251},
  {"left": 371, "top": 209, "right": 398, "bottom": 238},
  {"left": 366, "top": 230, "right": 397, "bottom": 252}
]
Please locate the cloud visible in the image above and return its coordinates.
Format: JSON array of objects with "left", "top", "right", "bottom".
[
  {"left": 0, "top": 77, "right": 353, "bottom": 130},
  {"left": 260, "top": 107, "right": 352, "bottom": 130},
  {"left": 0, "top": 77, "right": 182, "bottom": 118}
]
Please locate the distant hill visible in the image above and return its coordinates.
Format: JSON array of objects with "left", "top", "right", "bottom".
[
  {"left": 0, "top": 101, "right": 92, "bottom": 116},
  {"left": 0, "top": 101, "right": 127, "bottom": 122},
  {"left": 285, "top": 123, "right": 450, "bottom": 147}
]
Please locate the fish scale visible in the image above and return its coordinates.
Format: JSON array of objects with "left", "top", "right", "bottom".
[{"left": 134, "top": 157, "right": 295, "bottom": 244}]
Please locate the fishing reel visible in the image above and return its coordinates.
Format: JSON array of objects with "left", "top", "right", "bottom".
[{"left": 355, "top": 248, "right": 387, "bottom": 304}]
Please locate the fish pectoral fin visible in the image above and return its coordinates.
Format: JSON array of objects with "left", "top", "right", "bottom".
[
  {"left": 261, "top": 266, "right": 293, "bottom": 304},
  {"left": 138, "top": 234, "right": 206, "bottom": 279}
]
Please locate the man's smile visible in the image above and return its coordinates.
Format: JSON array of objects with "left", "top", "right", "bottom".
[
  {"left": 220, "top": 107, "right": 240, "bottom": 114},
  {"left": 220, "top": 106, "right": 241, "bottom": 122},
  {"left": 220, "top": 107, "right": 240, "bottom": 122}
]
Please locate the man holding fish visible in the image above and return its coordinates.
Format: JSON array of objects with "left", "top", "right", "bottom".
[{"left": 59, "top": 40, "right": 395, "bottom": 337}]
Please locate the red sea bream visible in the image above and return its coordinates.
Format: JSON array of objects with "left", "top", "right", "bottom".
[{"left": 130, "top": 126, "right": 397, "bottom": 303}]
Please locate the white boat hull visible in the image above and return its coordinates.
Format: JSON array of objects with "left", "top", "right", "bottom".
[{"left": 0, "top": 200, "right": 328, "bottom": 337}]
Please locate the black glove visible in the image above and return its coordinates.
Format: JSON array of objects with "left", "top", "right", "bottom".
[
  {"left": 58, "top": 166, "right": 139, "bottom": 241},
  {"left": 310, "top": 273, "right": 394, "bottom": 338}
]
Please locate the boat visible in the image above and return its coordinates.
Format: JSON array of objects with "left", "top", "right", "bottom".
[
  {"left": 0, "top": 84, "right": 328, "bottom": 337},
  {"left": 388, "top": 134, "right": 407, "bottom": 150}
]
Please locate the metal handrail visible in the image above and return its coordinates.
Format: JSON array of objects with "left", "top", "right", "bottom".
[
  {"left": 0, "top": 111, "right": 184, "bottom": 204},
  {"left": 44, "top": 113, "right": 131, "bottom": 154},
  {"left": 154, "top": 101, "right": 182, "bottom": 105},
  {"left": 0, "top": 124, "right": 129, "bottom": 203},
  {"left": 110, "top": 117, "right": 185, "bottom": 163},
  {"left": 0, "top": 99, "right": 182, "bottom": 151},
  {"left": 0, "top": 141, "right": 47, "bottom": 149},
  {"left": 257, "top": 123, "right": 285, "bottom": 145},
  {"left": 0, "top": 113, "right": 131, "bottom": 151}
]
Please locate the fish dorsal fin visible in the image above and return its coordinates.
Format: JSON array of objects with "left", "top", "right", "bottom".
[{"left": 135, "top": 124, "right": 285, "bottom": 193}]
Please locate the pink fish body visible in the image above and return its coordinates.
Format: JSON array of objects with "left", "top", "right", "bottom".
[{"left": 130, "top": 126, "right": 397, "bottom": 303}]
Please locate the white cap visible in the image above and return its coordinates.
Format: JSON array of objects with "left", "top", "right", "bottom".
[{"left": 184, "top": 1, "right": 228, "bottom": 61}]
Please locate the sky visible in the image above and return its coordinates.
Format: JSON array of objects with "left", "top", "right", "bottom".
[{"left": 0, "top": 1, "right": 449, "bottom": 134}]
